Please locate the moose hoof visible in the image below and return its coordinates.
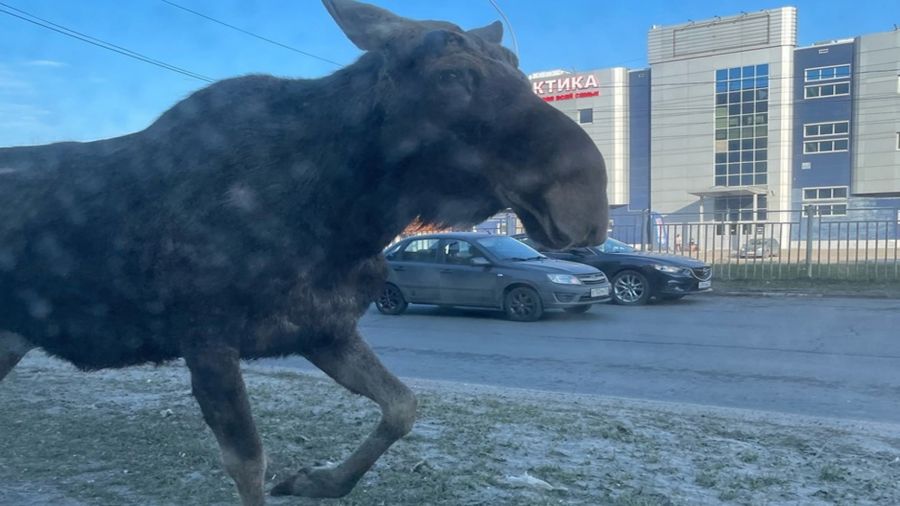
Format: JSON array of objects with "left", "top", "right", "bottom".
[{"left": 270, "top": 466, "right": 351, "bottom": 498}]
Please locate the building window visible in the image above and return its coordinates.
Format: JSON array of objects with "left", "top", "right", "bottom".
[
  {"left": 714, "top": 65, "right": 768, "bottom": 187},
  {"left": 802, "top": 186, "right": 848, "bottom": 216},
  {"left": 713, "top": 196, "right": 767, "bottom": 234},
  {"left": 804, "top": 121, "right": 849, "bottom": 138},
  {"left": 804, "top": 139, "right": 849, "bottom": 154},
  {"left": 578, "top": 108, "right": 593, "bottom": 124},
  {"left": 804, "top": 82, "right": 850, "bottom": 99},
  {"left": 804, "top": 64, "right": 851, "bottom": 82}
]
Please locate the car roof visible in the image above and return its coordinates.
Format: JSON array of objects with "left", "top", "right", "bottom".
[{"left": 398, "top": 232, "right": 502, "bottom": 241}]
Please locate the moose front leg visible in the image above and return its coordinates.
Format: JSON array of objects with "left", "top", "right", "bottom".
[
  {"left": 271, "top": 334, "right": 417, "bottom": 498},
  {"left": 185, "top": 346, "right": 267, "bottom": 506}
]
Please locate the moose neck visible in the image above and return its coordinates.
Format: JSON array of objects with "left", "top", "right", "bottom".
[{"left": 290, "top": 53, "right": 421, "bottom": 264}]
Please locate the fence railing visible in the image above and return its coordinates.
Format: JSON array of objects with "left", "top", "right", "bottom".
[
  {"left": 392, "top": 208, "right": 900, "bottom": 281},
  {"left": 611, "top": 208, "right": 900, "bottom": 281}
]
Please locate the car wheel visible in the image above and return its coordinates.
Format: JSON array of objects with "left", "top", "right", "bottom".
[
  {"left": 375, "top": 283, "right": 408, "bottom": 315},
  {"left": 563, "top": 305, "right": 592, "bottom": 314},
  {"left": 504, "top": 286, "right": 543, "bottom": 322},
  {"left": 612, "top": 271, "right": 651, "bottom": 306}
]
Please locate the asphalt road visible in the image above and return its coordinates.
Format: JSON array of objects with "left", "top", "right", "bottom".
[{"left": 266, "top": 294, "right": 900, "bottom": 423}]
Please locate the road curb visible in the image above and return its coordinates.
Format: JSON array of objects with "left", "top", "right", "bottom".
[{"left": 714, "top": 291, "right": 824, "bottom": 298}]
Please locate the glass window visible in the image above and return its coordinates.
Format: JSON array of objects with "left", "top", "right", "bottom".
[
  {"left": 716, "top": 69, "right": 728, "bottom": 81},
  {"left": 805, "top": 125, "right": 816, "bottom": 137},
  {"left": 715, "top": 176, "right": 726, "bottom": 186},
  {"left": 833, "top": 187, "right": 848, "bottom": 198},
  {"left": 716, "top": 93, "right": 727, "bottom": 105},
  {"left": 729, "top": 104, "right": 741, "bottom": 115},
  {"left": 756, "top": 64, "right": 768, "bottom": 76},
  {"left": 442, "top": 240, "right": 485, "bottom": 265},
  {"left": 742, "top": 66, "right": 755, "bottom": 77},
  {"left": 476, "top": 236, "right": 543, "bottom": 260},
  {"left": 715, "top": 153, "right": 727, "bottom": 163},
  {"left": 836, "top": 65, "right": 850, "bottom": 78},
  {"left": 835, "top": 139, "right": 849, "bottom": 150},
  {"left": 741, "top": 139, "right": 753, "bottom": 150},
  {"left": 729, "top": 67, "right": 741, "bottom": 79},
  {"left": 756, "top": 76, "right": 768, "bottom": 88},
  {"left": 806, "top": 69, "right": 820, "bottom": 81},
  {"left": 804, "top": 189, "right": 817, "bottom": 199},
  {"left": 756, "top": 89, "right": 768, "bottom": 100},
  {"left": 836, "top": 82, "right": 850, "bottom": 94},
  {"left": 716, "top": 81, "right": 728, "bottom": 93},
  {"left": 756, "top": 138, "right": 767, "bottom": 148},
  {"left": 728, "top": 150, "right": 739, "bottom": 162},
  {"left": 806, "top": 86, "right": 820, "bottom": 98},
  {"left": 820, "top": 124, "right": 833, "bottom": 135},
  {"left": 755, "top": 161, "right": 767, "bottom": 172},
  {"left": 715, "top": 164, "right": 726, "bottom": 175},
  {"left": 835, "top": 122, "right": 849, "bottom": 134},
  {"left": 729, "top": 91, "right": 741, "bottom": 103},
  {"left": 757, "top": 101, "right": 768, "bottom": 113},
  {"left": 755, "top": 149, "right": 767, "bottom": 160},
  {"left": 578, "top": 108, "right": 593, "bottom": 124},
  {"left": 716, "top": 106, "right": 728, "bottom": 117},
  {"left": 396, "top": 238, "right": 441, "bottom": 262},
  {"left": 715, "top": 129, "right": 727, "bottom": 140},
  {"left": 742, "top": 78, "right": 754, "bottom": 89},
  {"left": 821, "top": 67, "right": 835, "bottom": 79}
]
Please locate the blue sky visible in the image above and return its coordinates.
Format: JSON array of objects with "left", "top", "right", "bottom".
[{"left": 1, "top": 0, "right": 897, "bottom": 146}]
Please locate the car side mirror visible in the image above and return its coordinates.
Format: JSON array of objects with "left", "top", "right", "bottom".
[{"left": 470, "top": 257, "right": 491, "bottom": 266}]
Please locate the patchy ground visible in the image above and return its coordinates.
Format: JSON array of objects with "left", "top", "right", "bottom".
[{"left": 1, "top": 354, "right": 899, "bottom": 505}]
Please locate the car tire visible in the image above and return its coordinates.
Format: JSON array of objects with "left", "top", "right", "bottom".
[
  {"left": 611, "top": 271, "right": 651, "bottom": 306},
  {"left": 563, "top": 305, "right": 592, "bottom": 314},
  {"left": 504, "top": 286, "right": 543, "bottom": 322},
  {"left": 375, "top": 283, "right": 408, "bottom": 315}
]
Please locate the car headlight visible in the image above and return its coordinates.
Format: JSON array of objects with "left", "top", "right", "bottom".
[
  {"left": 547, "top": 274, "right": 583, "bottom": 285},
  {"left": 653, "top": 264, "right": 687, "bottom": 274}
]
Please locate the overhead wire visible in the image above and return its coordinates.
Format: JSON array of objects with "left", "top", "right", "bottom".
[
  {"left": 0, "top": 2, "right": 214, "bottom": 83},
  {"left": 159, "top": 0, "right": 344, "bottom": 67}
]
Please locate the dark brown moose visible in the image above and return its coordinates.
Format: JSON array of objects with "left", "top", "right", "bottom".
[{"left": 0, "top": 0, "right": 607, "bottom": 503}]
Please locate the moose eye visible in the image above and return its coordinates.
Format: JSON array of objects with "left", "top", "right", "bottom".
[{"left": 438, "top": 70, "right": 463, "bottom": 83}]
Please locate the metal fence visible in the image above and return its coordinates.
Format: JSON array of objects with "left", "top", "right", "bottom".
[
  {"left": 393, "top": 207, "right": 900, "bottom": 281},
  {"left": 611, "top": 208, "right": 900, "bottom": 281}
]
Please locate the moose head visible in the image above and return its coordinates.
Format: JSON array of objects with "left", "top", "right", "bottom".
[{"left": 325, "top": 0, "right": 608, "bottom": 249}]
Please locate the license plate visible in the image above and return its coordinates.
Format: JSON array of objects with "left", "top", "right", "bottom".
[
  {"left": 699, "top": 280, "right": 712, "bottom": 289},
  {"left": 591, "top": 287, "right": 608, "bottom": 298}
]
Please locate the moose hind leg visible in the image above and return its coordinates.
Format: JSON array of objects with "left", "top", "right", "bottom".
[
  {"left": 0, "top": 332, "right": 33, "bottom": 382},
  {"left": 185, "top": 346, "right": 266, "bottom": 506},
  {"left": 271, "top": 334, "right": 417, "bottom": 498}
]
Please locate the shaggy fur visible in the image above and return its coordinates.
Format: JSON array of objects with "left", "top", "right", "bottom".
[{"left": 0, "top": 1, "right": 607, "bottom": 503}]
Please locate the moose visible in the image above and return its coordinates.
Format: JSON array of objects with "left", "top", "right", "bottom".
[{"left": 0, "top": 0, "right": 607, "bottom": 504}]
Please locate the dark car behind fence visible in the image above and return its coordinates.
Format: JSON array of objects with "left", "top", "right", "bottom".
[{"left": 609, "top": 207, "right": 900, "bottom": 281}]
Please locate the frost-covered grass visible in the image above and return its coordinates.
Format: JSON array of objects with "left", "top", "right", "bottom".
[{"left": 2, "top": 353, "right": 899, "bottom": 505}]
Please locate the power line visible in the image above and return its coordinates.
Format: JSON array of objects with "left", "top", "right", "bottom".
[
  {"left": 486, "top": 0, "right": 519, "bottom": 58},
  {"left": 160, "top": 0, "right": 343, "bottom": 67},
  {"left": 0, "top": 2, "right": 214, "bottom": 83}
]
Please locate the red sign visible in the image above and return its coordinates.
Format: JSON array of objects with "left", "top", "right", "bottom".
[{"left": 532, "top": 74, "right": 600, "bottom": 102}]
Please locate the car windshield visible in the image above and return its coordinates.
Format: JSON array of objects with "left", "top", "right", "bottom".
[
  {"left": 476, "top": 236, "right": 545, "bottom": 260},
  {"left": 592, "top": 238, "right": 636, "bottom": 254}
]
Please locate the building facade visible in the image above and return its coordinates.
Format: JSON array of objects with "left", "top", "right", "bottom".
[{"left": 529, "top": 8, "right": 900, "bottom": 242}]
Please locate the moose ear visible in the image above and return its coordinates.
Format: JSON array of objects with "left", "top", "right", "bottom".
[
  {"left": 322, "top": 0, "right": 416, "bottom": 51},
  {"left": 467, "top": 21, "right": 503, "bottom": 44}
]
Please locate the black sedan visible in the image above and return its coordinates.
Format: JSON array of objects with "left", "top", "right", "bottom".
[{"left": 514, "top": 235, "right": 712, "bottom": 305}]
